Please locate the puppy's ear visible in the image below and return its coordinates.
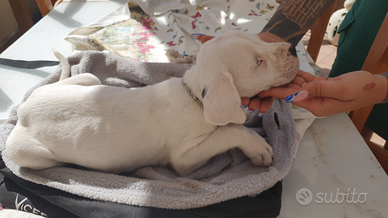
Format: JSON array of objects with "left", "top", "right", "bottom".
[{"left": 202, "top": 69, "right": 246, "bottom": 125}]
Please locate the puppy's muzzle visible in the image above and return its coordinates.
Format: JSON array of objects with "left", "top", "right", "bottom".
[{"left": 288, "top": 46, "right": 297, "bottom": 57}]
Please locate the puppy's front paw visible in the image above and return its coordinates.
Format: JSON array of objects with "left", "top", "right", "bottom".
[
  {"left": 249, "top": 143, "right": 273, "bottom": 167},
  {"left": 242, "top": 132, "right": 274, "bottom": 167}
]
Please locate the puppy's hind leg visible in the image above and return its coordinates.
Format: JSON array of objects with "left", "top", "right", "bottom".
[{"left": 6, "top": 127, "right": 64, "bottom": 170}]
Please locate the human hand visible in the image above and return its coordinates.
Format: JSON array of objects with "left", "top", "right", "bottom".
[
  {"left": 258, "top": 70, "right": 388, "bottom": 117},
  {"left": 241, "top": 70, "right": 314, "bottom": 113}
]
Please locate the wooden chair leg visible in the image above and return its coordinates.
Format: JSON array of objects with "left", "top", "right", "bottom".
[
  {"left": 36, "top": 0, "right": 54, "bottom": 17},
  {"left": 307, "top": 2, "right": 335, "bottom": 62},
  {"left": 307, "top": 0, "right": 345, "bottom": 62},
  {"left": 360, "top": 125, "right": 374, "bottom": 141},
  {"left": 8, "top": 0, "right": 34, "bottom": 34},
  {"left": 364, "top": 138, "right": 388, "bottom": 175}
]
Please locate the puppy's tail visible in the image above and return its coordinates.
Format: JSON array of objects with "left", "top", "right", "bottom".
[{"left": 53, "top": 50, "right": 71, "bottom": 81}]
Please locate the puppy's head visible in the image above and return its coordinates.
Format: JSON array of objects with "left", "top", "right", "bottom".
[{"left": 197, "top": 31, "right": 299, "bottom": 126}]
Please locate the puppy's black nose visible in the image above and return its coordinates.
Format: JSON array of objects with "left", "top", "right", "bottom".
[{"left": 288, "top": 46, "right": 297, "bottom": 57}]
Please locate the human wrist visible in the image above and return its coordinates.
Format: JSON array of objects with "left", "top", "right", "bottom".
[{"left": 375, "top": 74, "right": 388, "bottom": 103}]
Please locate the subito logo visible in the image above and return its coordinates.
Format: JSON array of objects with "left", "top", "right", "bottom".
[{"left": 296, "top": 188, "right": 313, "bottom": 205}]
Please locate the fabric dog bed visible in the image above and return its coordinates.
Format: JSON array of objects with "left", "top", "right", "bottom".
[{"left": 0, "top": 51, "right": 295, "bottom": 211}]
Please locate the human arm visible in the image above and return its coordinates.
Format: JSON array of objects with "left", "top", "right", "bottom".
[
  {"left": 198, "top": 0, "right": 336, "bottom": 44},
  {"left": 260, "top": 0, "right": 335, "bottom": 45},
  {"left": 380, "top": 72, "right": 388, "bottom": 103},
  {"left": 258, "top": 71, "right": 388, "bottom": 117}
]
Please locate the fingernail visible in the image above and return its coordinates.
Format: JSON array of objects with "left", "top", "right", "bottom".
[
  {"left": 285, "top": 91, "right": 309, "bottom": 103},
  {"left": 248, "top": 109, "right": 255, "bottom": 113},
  {"left": 258, "top": 111, "right": 264, "bottom": 117},
  {"left": 190, "top": 33, "right": 205, "bottom": 40},
  {"left": 241, "top": 104, "right": 248, "bottom": 108}
]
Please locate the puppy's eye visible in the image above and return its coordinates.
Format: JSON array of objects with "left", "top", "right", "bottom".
[{"left": 256, "top": 59, "right": 263, "bottom": 66}]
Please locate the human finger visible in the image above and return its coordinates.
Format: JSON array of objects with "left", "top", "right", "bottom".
[
  {"left": 291, "top": 76, "right": 307, "bottom": 87},
  {"left": 258, "top": 71, "right": 316, "bottom": 98},
  {"left": 288, "top": 71, "right": 315, "bottom": 86},
  {"left": 258, "top": 97, "right": 274, "bottom": 113},
  {"left": 295, "top": 70, "right": 315, "bottom": 82},
  {"left": 258, "top": 86, "right": 300, "bottom": 99},
  {"left": 260, "top": 76, "right": 331, "bottom": 101},
  {"left": 247, "top": 97, "right": 261, "bottom": 112},
  {"left": 245, "top": 97, "right": 274, "bottom": 113},
  {"left": 241, "top": 97, "right": 250, "bottom": 107},
  {"left": 297, "top": 79, "right": 344, "bottom": 99}
]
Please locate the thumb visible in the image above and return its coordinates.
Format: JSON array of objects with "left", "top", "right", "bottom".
[
  {"left": 258, "top": 85, "right": 301, "bottom": 99},
  {"left": 259, "top": 77, "right": 340, "bottom": 102},
  {"left": 299, "top": 77, "right": 343, "bottom": 99},
  {"left": 284, "top": 77, "right": 348, "bottom": 103},
  {"left": 258, "top": 77, "right": 338, "bottom": 101}
]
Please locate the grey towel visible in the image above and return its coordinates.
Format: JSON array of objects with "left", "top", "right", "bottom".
[{"left": 0, "top": 51, "right": 295, "bottom": 209}]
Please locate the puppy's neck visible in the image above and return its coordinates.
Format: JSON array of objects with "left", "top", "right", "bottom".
[{"left": 182, "top": 65, "right": 203, "bottom": 101}]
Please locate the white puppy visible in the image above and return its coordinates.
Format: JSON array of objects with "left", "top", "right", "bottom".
[{"left": 6, "top": 31, "right": 299, "bottom": 175}]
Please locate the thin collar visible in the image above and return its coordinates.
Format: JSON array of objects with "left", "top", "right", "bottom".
[{"left": 181, "top": 78, "right": 203, "bottom": 108}]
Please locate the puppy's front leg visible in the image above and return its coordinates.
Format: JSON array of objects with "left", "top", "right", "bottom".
[{"left": 172, "top": 124, "right": 273, "bottom": 175}]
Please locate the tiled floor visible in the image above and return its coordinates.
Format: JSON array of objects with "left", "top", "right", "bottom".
[
  {"left": 302, "top": 30, "right": 337, "bottom": 78},
  {"left": 314, "top": 41, "right": 337, "bottom": 78}
]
